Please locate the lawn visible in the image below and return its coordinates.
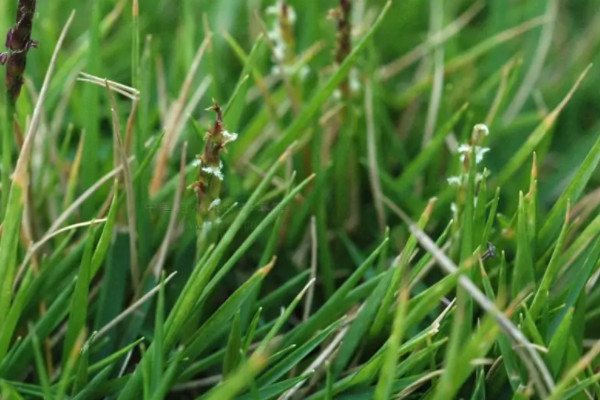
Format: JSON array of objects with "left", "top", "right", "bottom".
[{"left": 1, "top": 0, "right": 600, "bottom": 399}]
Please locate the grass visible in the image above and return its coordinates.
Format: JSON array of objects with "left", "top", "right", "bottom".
[{"left": 1, "top": 0, "right": 600, "bottom": 399}]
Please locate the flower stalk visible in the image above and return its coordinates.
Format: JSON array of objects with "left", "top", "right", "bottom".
[
  {"left": 1, "top": 0, "right": 37, "bottom": 217},
  {"left": 332, "top": 0, "right": 352, "bottom": 97},
  {"left": 190, "top": 100, "right": 237, "bottom": 255},
  {"left": 1, "top": 0, "right": 38, "bottom": 102}
]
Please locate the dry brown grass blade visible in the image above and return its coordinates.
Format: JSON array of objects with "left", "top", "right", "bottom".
[
  {"left": 150, "top": 38, "right": 210, "bottom": 195},
  {"left": 105, "top": 80, "right": 140, "bottom": 291}
]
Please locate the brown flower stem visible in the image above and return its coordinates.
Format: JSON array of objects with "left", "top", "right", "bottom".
[
  {"left": 1, "top": 0, "right": 38, "bottom": 217},
  {"left": 191, "top": 101, "right": 237, "bottom": 259},
  {"left": 3, "top": 0, "right": 38, "bottom": 103}
]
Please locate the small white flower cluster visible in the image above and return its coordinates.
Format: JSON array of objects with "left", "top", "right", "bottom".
[
  {"left": 266, "top": 1, "right": 296, "bottom": 69},
  {"left": 208, "top": 198, "right": 221, "bottom": 210},
  {"left": 222, "top": 130, "right": 238, "bottom": 144},
  {"left": 457, "top": 144, "right": 489, "bottom": 164},
  {"left": 202, "top": 161, "right": 224, "bottom": 181},
  {"left": 332, "top": 69, "right": 361, "bottom": 100},
  {"left": 446, "top": 123, "right": 490, "bottom": 187}
]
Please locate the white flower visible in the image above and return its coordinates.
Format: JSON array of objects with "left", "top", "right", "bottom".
[
  {"left": 265, "top": 5, "right": 279, "bottom": 15},
  {"left": 192, "top": 159, "right": 201, "bottom": 167},
  {"left": 202, "top": 161, "right": 224, "bottom": 181},
  {"left": 473, "top": 123, "right": 489, "bottom": 137},
  {"left": 209, "top": 198, "right": 221, "bottom": 210},
  {"left": 222, "top": 130, "right": 238, "bottom": 144},
  {"left": 457, "top": 144, "right": 489, "bottom": 164},
  {"left": 447, "top": 176, "right": 463, "bottom": 186},
  {"left": 349, "top": 68, "right": 361, "bottom": 92},
  {"left": 300, "top": 65, "right": 310, "bottom": 80},
  {"left": 201, "top": 221, "right": 213, "bottom": 237}
]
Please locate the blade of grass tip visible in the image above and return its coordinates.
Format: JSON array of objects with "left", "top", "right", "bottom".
[
  {"left": 261, "top": 1, "right": 392, "bottom": 161},
  {"left": 242, "top": 308, "right": 262, "bottom": 355},
  {"left": 496, "top": 64, "right": 591, "bottom": 186},
  {"left": 374, "top": 278, "right": 410, "bottom": 400},
  {"left": 540, "top": 125, "right": 600, "bottom": 251},
  {"left": 530, "top": 202, "right": 570, "bottom": 319},
  {"left": 105, "top": 81, "right": 140, "bottom": 291},
  {"left": 205, "top": 351, "right": 269, "bottom": 400},
  {"left": 513, "top": 192, "right": 535, "bottom": 299},
  {"left": 223, "top": 311, "right": 242, "bottom": 378},
  {"left": 0, "top": 10, "right": 75, "bottom": 343},
  {"left": 382, "top": 196, "right": 555, "bottom": 397},
  {"left": 62, "top": 225, "right": 96, "bottom": 367},
  {"left": 29, "top": 324, "right": 53, "bottom": 400}
]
